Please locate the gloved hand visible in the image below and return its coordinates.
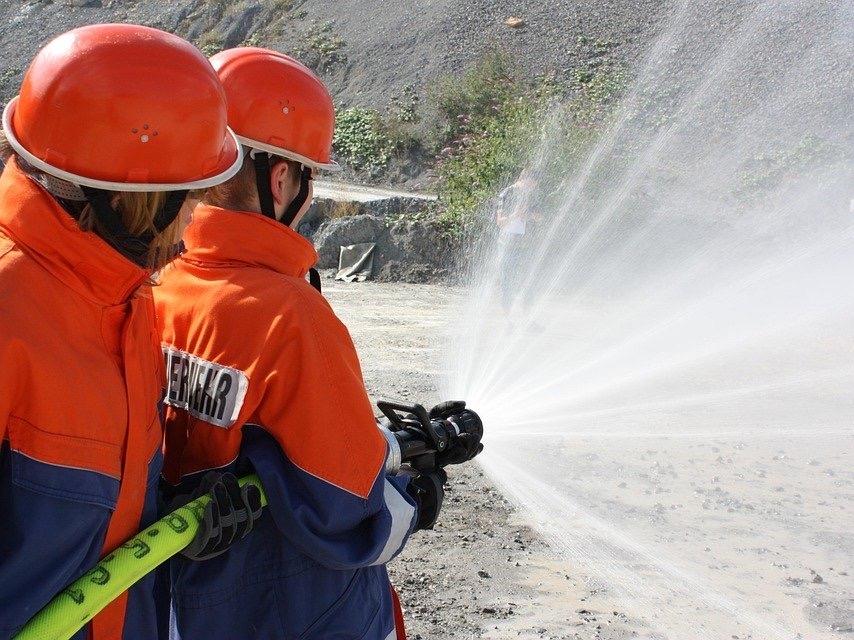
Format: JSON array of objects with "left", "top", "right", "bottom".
[
  {"left": 407, "top": 468, "right": 447, "bottom": 531},
  {"left": 429, "top": 401, "right": 484, "bottom": 467},
  {"left": 180, "top": 472, "right": 263, "bottom": 561},
  {"left": 428, "top": 400, "right": 467, "bottom": 420}
]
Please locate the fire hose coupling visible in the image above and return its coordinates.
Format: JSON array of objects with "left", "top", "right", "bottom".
[
  {"left": 379, "top": 424, "right": 404, "bottom": 475},
  {"left": 376, "top": 399, "right": 484, "bottom": 474}
]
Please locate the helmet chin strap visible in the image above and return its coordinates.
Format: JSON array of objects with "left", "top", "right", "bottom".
[
  {"left": 280, "top": 166, "right": 322, "bottom": 293},
  {"left": 252, "top": 151, "right": 313, "bottom": 227},
  {"left": 250, "top": 151, "right": 321, "bottom": 292},
  {"left": 280, "top": 165, "right": 314, "bottom": 228},
  {"left": 252, "top": 151, "right": 276, "bottom": 220}
]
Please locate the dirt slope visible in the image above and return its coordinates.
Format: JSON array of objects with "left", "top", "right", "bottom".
[{"left": 0, "top": 0, "right": 672, "bottom": 116}]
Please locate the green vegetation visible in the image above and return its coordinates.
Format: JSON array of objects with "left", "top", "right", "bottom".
[
  {"left": 428, "top": 47, "right": 629, "bottom": 237},
  {"left": 735, "top": 135, "right": 847, "bottom": 204},
  {"left": 332, "top": 108, "right": 396, "bottom": 174},
  {"left": 186, "top": 0, "right": 299, "bottom": 60},
  {"left": 173, "top": 9, "right": 630, "bottom": 239},
  {"left": 196, "top": 32, "right": 225, "bottom": 57},
  {"left": 327, "top": 45, "right": 629, "bottom": 237},
  {"left": 292, "top": 20, "right": 347, "bottom": 74},
  {"left": 332, "top": 82, "right": 426, "bottom": 177},
  {"left": 186, "top": 3, "right": 346, "bottom": 69},
  {"left": 430, "top": 55, "right": 542, "bottom": 236},
  {"left": 387, "top": 83, "right": 420, "bottom": 124}
]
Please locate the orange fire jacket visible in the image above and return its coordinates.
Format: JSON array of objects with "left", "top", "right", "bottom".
[
  {"left": 156, "top": 204, "right": 386, "bottom": 495},
  {"left": 154, "top": 205, "right": 414, "bottom": 639},
  {"left": 0, "top": 158, "right": 165, "bottom": 640}
]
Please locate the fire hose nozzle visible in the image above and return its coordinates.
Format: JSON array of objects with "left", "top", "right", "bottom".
[{"left": 376, "top": 399, "right": 484, "bottom": 474}]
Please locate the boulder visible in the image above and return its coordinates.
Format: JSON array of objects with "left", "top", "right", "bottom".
[{"left": 312, "top": 214, "right": 452, "bottom": 283}]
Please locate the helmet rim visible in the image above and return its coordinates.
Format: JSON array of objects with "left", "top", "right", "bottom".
[
  {"left": 238, "top": 134, "right": 340, "bottom": 172},
  {"left": 3, "top": 97, "right": 244, "bottom": 191}
]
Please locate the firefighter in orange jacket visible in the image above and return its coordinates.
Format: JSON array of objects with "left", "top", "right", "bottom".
[
  {"left": 154, "top": 48, "right": 446, "bottom": 639},
  {"left": 0, "top": 24, "right": 242, "bottom": 640}
]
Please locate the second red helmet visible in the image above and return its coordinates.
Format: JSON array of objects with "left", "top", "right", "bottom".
[{"left": 209, "top": 47, "right": 339, "bottom": 171}]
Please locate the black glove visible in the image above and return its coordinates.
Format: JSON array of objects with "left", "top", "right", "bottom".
[
  {"left": 180, "top": 472, "right": 263, "bottom": 561},
  {"left": 428, "top": 400, "right": 467, "bottom": 419},
  {"left": 429, "top": 401, "right": 484, "bottom": 467},
  {"left": 407, "top": 468, "right": 447, "bottom": 531}
]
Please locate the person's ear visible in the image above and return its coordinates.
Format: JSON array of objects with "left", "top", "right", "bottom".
[{"left": 269, "top": 160, "right": 291, "bottom": 206}]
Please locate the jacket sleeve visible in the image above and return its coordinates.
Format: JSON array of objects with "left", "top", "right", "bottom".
[
  {"left": 243, "top": 425, "right": 416, "bottom": 570},
  {"left": 243, "top": 281, "right": 417, "bottom": 569}
]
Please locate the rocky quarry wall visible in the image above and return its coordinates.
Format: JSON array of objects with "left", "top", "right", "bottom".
[{"left": 302, "top": 195, "right": 457, "bottom": 283}]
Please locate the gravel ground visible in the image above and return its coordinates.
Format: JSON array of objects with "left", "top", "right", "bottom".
[
  {"left": 324, "top": 278, "right": 645, "bottom": 640},
  {"left": 325, "top": 275, "right": 854, "bottom": 640}
]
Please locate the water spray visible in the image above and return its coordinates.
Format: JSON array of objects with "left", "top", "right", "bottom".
[{"left": 443, "top": 1, "right": 854, "bottom": 637}]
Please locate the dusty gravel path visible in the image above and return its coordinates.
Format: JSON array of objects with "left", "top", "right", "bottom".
[
  {"left": 323, "top": 278, "right": 644, "bottom": 640},
  {"left": 314, "top": 180, "right": 437, "bottom": 203}
]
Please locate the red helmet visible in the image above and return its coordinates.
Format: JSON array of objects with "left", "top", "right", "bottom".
[
  {"left": 2, "top": 23, "right": 242, "bottom": 191},
  {"left": 209, "top": 47, "right": 339, "bottom": 171}
]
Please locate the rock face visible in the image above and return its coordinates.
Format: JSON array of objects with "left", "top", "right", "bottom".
[
  {"left": 0, "top": 0, "right": 694, "bottom": 284},
  {"left": 0, "top": 0, "right": 678, "bottom": 283},
  {"left": 312, "top": 213, "right": 386, "bottom": 269},
  {"left": 0, "top": 0, "right": 673, "bottom": 113},
  {"left": 306, "top": 197, "right": 454, "bottom": 283}
]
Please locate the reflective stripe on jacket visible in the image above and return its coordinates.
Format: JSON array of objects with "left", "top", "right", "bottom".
[
  {"left": 155, "top": 205, "right": 417, "bottom": 639},
  {"left": 0, "top": 158, "right": 165, "bottom": 640}
]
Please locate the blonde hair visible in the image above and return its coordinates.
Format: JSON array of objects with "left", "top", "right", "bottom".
[
  {"left": 0, "top": 128, "right": 13, "bottom": 165},
  {"left": 77, "top": 191, "right": 184, "bottom": 271},
  {"left": 10, "top": 151, "right": 184, "bottom": 272}
]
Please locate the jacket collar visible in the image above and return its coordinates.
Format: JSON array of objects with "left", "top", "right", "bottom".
[
  {"left": 0, "top": 158, "right": 149, "bottom": 304},
  {"left": 180, "top": 203, "right": 318, "bottom": 277}
]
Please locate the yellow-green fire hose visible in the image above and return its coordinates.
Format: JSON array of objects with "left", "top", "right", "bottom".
[{"left": 14, "top": 475, "right": 266, "bottom": 640}]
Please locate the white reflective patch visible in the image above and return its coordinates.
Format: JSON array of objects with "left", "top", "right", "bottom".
[
  {"left": 162, "top": 346, "right": 249, "bottom": 428},
  {"left": 372, "top": 478, "right": 416, "bottom": 566}
]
